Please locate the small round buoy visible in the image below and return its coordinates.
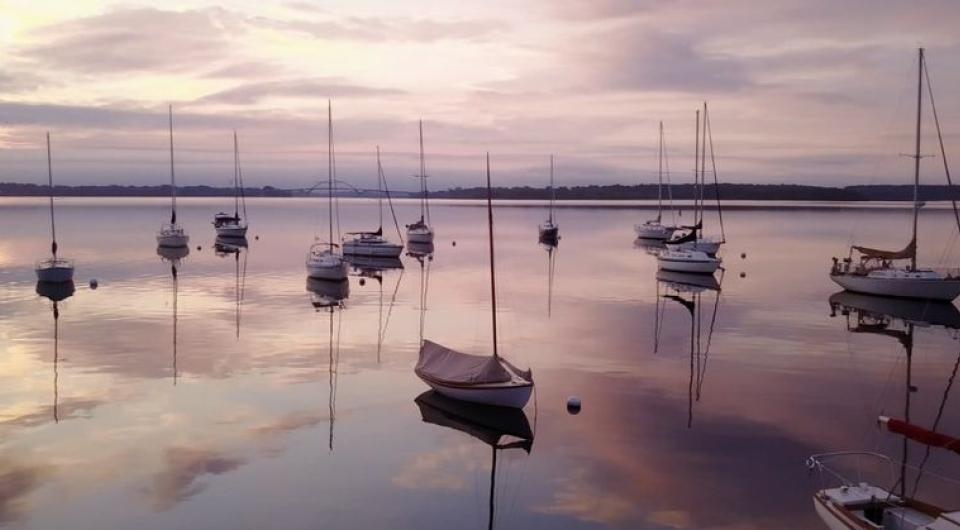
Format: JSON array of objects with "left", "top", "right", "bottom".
[
  {"left": 452, "top": 241, "right": 457, "bottom": 247},
  {"left": 359, "top": 278, "right": 366, "bottom": 286},
  {"left": 566, "top": 396, "right": 581, "bottom": 415},
  {"left": 740, "top": 272, "right": 746, "bottom": 278},
  {"left": 196, "top": 245, "right": 202, "bottom": 251},
  {"left": 89, "top": 279, "right": 99, "bottom": 289},
  {"left": 740, "top": 252, "right": 746, "bottom": 259}
]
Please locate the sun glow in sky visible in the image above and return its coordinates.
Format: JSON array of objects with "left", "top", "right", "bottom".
[{"left": 2, "top": 0, "right": 960, "bottom": 191}]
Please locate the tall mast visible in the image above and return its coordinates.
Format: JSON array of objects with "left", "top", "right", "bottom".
[
  {"left": 46, "top": 132, "right": 57, "bottom": 258},
  {"left": 419, "top": 120, "right": 426, "bottom": 223},
  {"left": 657, "top": 121, "right": 664, "bottom": 222},
  {"left": 377, "top": 146, "right": 384, "bottom": 231},
  {"left": 700, "top": 102, "right": 707, "bottom": 232},
  {"left": 237, "top": 133, "right": 248, "bottom": 222},
  {"left": 233, "top": 131, "right": 240, "bottom": 219},
  {"left": 693, "top": 109, "right": 700, "bottom": 227},
  {"left": 486, "top": 153, "right": 499, "bottom": 359},
  {"left": 328, "top": 100, "right": 334, "bottom": 246},
  {"left": 169, "top": 105, "right": 177, "bottom": 225},
  {"left": 911, "top": 48, "right": 924, "bottom": 271},
  {"left": 549, "top": 155, "right": 555, "bottom": 223}
]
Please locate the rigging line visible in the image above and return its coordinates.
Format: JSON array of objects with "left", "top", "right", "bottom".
[
  {"left": 698, "top": 271, "right": 724, "bottom": 395},
  {"left": 46, "top": 132, "right": 58, "bottom": 258},
  {"left": 922, "top": 56, "right": 960, "bottom": 239},
  {"left": 663, "top": 126, "right": 676, "bottom": 226},
  {"left": 378, "top": 155, "right": 405, "bottom": 244},
  {"left": 705, "top": 104, "right": 726, "bottom": 242},
  {"left": 380, "top": 268, "right": 404, "bottom": 349},
  {"left": 910, "top": 348, "right": 960, "bottom": 496}
]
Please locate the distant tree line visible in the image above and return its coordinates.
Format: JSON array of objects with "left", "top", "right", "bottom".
[
  {"left": 431, "top": 183, "right": 960, "bottom": 201},
  {"left": 0, "top": 183, "right": 293, "bottom": 197},
  {"left": 4, "top": 182, "right": 960, "bottom": 201}
]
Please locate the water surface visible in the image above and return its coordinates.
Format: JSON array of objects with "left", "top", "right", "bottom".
[{"left": 1, "top": 197, "right": 959, "bottom": 529}]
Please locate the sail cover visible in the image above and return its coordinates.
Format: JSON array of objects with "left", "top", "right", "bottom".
[
  {"left": 667, "top": 221, "right": 701, "bottom": 245},
  {"left": 881, "top": 416, "right": 960, "bottom": 456},
  {"left": 853, "top": 239, "right": 916, "bottom": 260},
  {"left": 416, "top": 340, "right": 512, "bottom": 385}
]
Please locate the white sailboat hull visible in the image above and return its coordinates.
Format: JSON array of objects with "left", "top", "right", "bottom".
[
  {"left": 343, "top": 241, "right": 404, "bottom": 258},
  {"left": 658, "top": 250, "right": 721, "bottom": 274},
  {"left": 306, "top": 261, "right": 348, "bottom": 281},
  {"left": 215, "top": 224, "right": 247, "bottom": 238},
  {"left": 157, "top": 233, "right": 189, "bottom": 248},
  {"left": 831, "top": 271, "right": 960, "bottom": 301},
  {"left": 407, "top": 227, "right": 434, "bottom": 244},
  {"left": 812, "top": 495, "right": 859, "bottom": 530},
  {"left": 668, "top": 237, "right": 722, "bottom": 255},
  {"left": 634, "top": 223, "right": 675, "bottom": 240},
  {"left": 35, "top": 261, "right": 74, "bottom": 283},
  {"left": 421, "top": 379, "right": 533, "bottom": 409}
]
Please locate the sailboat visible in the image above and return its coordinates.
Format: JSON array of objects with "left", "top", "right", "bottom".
[
  {"left": 415, "top": 154, "right": 534, "bottom": 409},
  {"left": 407, "top": 120, "right": 434, "bottom": 245},
  {"left": 538, "top": 155, "right": 560, "bottom": 243},
  {"left": 635, "top": 122, "right": 677, "bottom": 240},
  {"left": 655, "top": 269, "right": 723, "bottom": 428},
  {"left": 659, "top": 106, "right": 722, "bottom": 274},
  {"left": 809, "top": 292, "right": 960, "bottom": 529},
  {"left": 36, "top": 133, "right": 75, "bottom": 283},
  {"left": 343, "top": 147, "right": 404, "bottom": 258},
  {"left": 157, "top": 106, "right": 189, "bottom": 248},
  {"left": 213, "top": 131, "right": 249, "bottom": 238},
  {"left": 830, "top": 48, "right": 960, "bottom": 301},
  {"left": 36, "top": 280, "right": 74, "bottom": 424},
  {"left": 306, "top": 101, "right": 349, "bottom": 281},
  {"left": 414, "top": 391, "right": 534, "bottom": 530}
]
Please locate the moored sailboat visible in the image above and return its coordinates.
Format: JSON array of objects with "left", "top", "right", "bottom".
[
  {"left": 538, "top": 155, "right": 559, "bottom": 243},
  {"left": 635, "top": 121, "right": 676, "bottom": 240},
  {"left": 407, "top": 120, "right": 435, "bottom": 245},
  {"left": 415, "top": 154, "right": 534, "bottom": 409},
  {"left": 665, "top": 103, "right": 726, "bottom": 255},
  {"left": 831, "top": 48, "right": 960, "bottom": 302},
  {"left": 306, "top": 101, "right": 348, "bottom": 281},
  {"left": 36, "top": 133, "right": 75, "bottom": 283},
  {"left": 343, "top": 147, "right": 404, "bottom": 258},
  {"left": 157, "top": 106, "right": 189, "bottom": 248},
  {"left": 213, "top": 131, "right": 249, "bottom": 238}
]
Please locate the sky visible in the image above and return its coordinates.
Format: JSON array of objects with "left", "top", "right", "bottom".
[{"left": 1, "top": 0, "right": 960, "bottom": 191}]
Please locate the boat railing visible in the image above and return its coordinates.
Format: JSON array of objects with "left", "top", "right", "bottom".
[
  {"left": 807, "top": 451, "right": 896, "bottom": 489},
  {"left": 36, "top": 257, "right": 74, "bottom": 269},
  {"left": 807, "top": 451, "right": 960, "bottom": 493}
]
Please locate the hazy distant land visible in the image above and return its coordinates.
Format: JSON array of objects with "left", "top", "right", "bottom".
[{"left": 3, "top": 182, "right": 960, "bottom": 201}]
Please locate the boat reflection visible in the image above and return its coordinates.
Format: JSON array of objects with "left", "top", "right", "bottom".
[
  {"left": 344, "top": 255, "right": 404, "bottom": 278},
  {"left": 414, "top": 390, "right": 533, "bottom": 530},
  {"left": 655, "top": 269, "right": 723, "bottom": 428},
  {"left": 157, "top": 246, "right": 184, "bottom": 384},
  {"left": 406, "top": 241, "right": 435, "bottom": 259},
  {"left": 811, "top": 291, "right": 960, "bottom": 529},
  {"left": 216, "top": 238, "right": 248, "bottom": 339},
  {"left": 634, "top": 237, "right": 666, "bottom": 256},
  {"left": 542, "top": 242, "right": 558, "bottom": 317},
  {"left": 352, "top": 256, "right": 403, "bottom": 363},
  {"left": 306, "top": 277, "right": 350, "bottom": 310},
  {"left": 37, "top": 280, "right": 75, "bottom": 423},
  {"left": 214, "top": 235, "right": 248, "bottom": 256}
]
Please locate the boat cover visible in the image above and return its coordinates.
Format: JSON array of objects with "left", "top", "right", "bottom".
[
  {"left": 853, "top": 239, "right": 916, "bottom": 260},
  {"left": 416, "top": 340, "right": 514, "bottom": 384},
  {"left": 667, "top": 221, "right": 701, "bottom": 245}
]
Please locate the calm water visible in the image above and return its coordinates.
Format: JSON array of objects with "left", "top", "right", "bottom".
[{"left": 1, "top": 197, "right": 959, "bottom": 529}]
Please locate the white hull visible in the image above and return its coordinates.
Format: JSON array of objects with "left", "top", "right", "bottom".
[
  {"left": 812, "top": 496, "right": 854, "bottom": 530},
  {"left": 343, "top": 242, "right": 403, "bottom": 258},
  {"left": 407, "top": 228, "right": 434, "bottom": 244},
  {"left": 634, "top": 223, "right": 675, "bottom": 240},
  {"left": 421, "top": 379, "right": 533, "bottom": 409},
  {"left": 36, "top": 265, "right": 74, "bottom": 283},
  {"left": 215, "top": 225, "right": 247, "bottom": 238},
  {"left": 157, "top": 233, "right": 189, "bottom": 248},
  {"left": 658, "top": 251, "right": 721, "bottom": 274},
  {"left": 831, "top": 272, "right": 960, "bottom": 301},
  {"left": 306, "top": 262, "right": 348, "bottom": 281},
  {"left": 669, "top": 239, "right": 722, "bottom": 255}
]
